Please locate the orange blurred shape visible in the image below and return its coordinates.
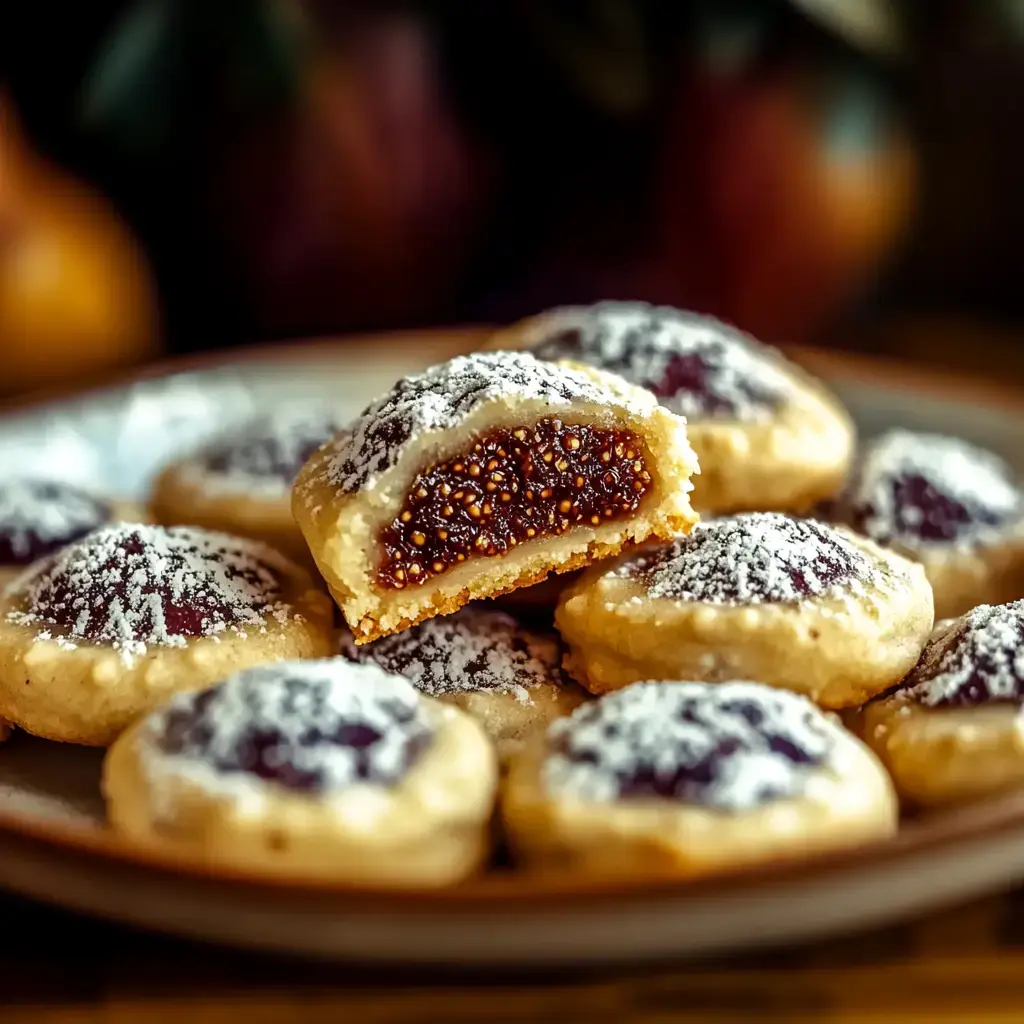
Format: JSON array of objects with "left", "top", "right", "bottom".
[{"left": 0, "top": 95, "right": 160, "bottom": 397}]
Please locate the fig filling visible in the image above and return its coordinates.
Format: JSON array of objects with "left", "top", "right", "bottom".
[
  {"left": 0, "top": 480, "right": 111, "bottom": 566},
  {"left": 545, "top": 682, "right": 832, "bottom": 811},
  {"left": 155, "top": 664, "right": 434, "bottom": 793},
  {"left": 378, "top": 419, "right": 652, "bottom": 588},
  {"left": 904, "top": 601, "right": 1024, "bottom": 707}
]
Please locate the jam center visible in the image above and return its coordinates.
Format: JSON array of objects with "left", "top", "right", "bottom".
[
  {"left": 158, "top": 669, "right": 434, "bottom": 792},
  {"left": 378, "top": 419, "right": 651, "bottom": 588},
  {"left": 0, "top": 481, "right": 111, "bottom": 566}
]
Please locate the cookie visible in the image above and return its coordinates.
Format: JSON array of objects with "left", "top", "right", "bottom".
[
  {"left": 556, "top": 512, "right": 934, "bottom": 708},
  {"left": 0, "top": 523, "right": 334, "bottom": 746},
  {"left": 103, "top": 658, "right": 498, "bottom": 885},
  {"left": 293, "top": 351, "right": 699, "bottom": 643},
  {"left": 150, "top": 408, "right": 345, "bottom": 568},
  {"left": 826, "top": 430, "right": 1024, "bottom": 620},
  {"left": 489, "top": 301, "right": 854, "bottom": 514},
  {"left": 0, "top": 479, "right": 143, "bottom": 591},
  {"left": 503, "top": 680, "right": 896, "bottom": 879},
  {"left": 340, "top": 607, "right": 588, "bottom": 760},
  {"left": 860, "top": 600, "right": 1024, "bottom": 808}
]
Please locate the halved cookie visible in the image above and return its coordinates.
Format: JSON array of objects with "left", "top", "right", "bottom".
[{"left": 293, "top": 351, "right": 699, "bottom": 643}]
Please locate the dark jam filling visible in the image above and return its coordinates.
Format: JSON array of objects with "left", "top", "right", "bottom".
[
  {"left": 536, "top": 326, "right": 782, "bottom": 418},
  {"left": 202, "top": 424, "right": 339, "bottom": 485},
  {"left": 854, "top": 472, "right": 1012, "bottom": 545},
  {"left": 35, "top": 530, "right": 277, "bottom": 641},
  {"left": 158, "top": 681, "right": 432, "bottom": 792},
  {"left": 910, "top": 613, "right": 1024, "bottom": 708},
  {"left": 0, "top": 483, "right": 110, "bottom": 566},
  {"left": 378, "top": 419, "right": 651, "bottom": 589},
  {"left": 552, "top": 693, "right": 824, "bottom": 807}
]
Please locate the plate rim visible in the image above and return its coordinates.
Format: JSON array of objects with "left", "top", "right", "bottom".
[{"left": 2, "top": 330, "right": 1024, "bottom": 911}]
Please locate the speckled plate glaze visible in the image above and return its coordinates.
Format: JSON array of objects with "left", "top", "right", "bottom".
[{"left": 1, "top": 330, "right": 1024, "bottom": 968}]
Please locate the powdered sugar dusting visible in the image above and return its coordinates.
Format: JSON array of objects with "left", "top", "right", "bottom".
[
  {"left": 183, "top": 408, "right": 347, "bottom": 498},
  {"left": 841, "top": 430, "right": 1022, "bottom": 550},
  {"left": 529, "top": 301, "right": 792, "bottom": 420},
  {"left": 340, "top": 607, "right": 566, "bottom": 705},
  {"left": 7, "top": 524, "right": 294, "bottom": 665},
  {"left": 615, "top": 512, "right": 870, "bottom": 605},
  {"left": 0, "top": 480, "right": 111, "bottom": 566},
  {"left": 904, "top": 601, "right": 1024, "bottom": 707},
  {"left": 312, "top": 351, "right": 653, "bottom": 495},
  {"left": 144, "top": 659, "right": 433, "bottom": 795},
  {"left": 544, "top": 681, "right": 834, "bottom": 810}
]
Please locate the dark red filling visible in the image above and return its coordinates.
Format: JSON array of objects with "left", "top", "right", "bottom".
[
  {"left": 853, "top": 473, "right": 1013, "bottom": 544},
  {"left": 378, "top": 419, "right": 651, "bottom": 588},
  {"left": 0, "top": 482, "right": 110, "bottom": 566},
  {"left": 35, "top": 530, "right": 277, "bottom": 641},
  {"left": 536, "top": 326, "right": 781, "bottom": 417},
  {"left": 202, "top": 423, "right": 340, "bottom": 484},
  {"left": 555, "top": 696, "right": 821, "bottom": 804},
  {"left": 158, "top": 682, "right": 431, "bottom": 791}
]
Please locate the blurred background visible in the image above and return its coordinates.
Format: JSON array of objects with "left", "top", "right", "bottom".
[{"left": 0, "top": 0, "right": 1022, "bottom": 397}]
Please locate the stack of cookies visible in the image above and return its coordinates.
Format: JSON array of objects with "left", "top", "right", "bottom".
[{"left": 1, "top": 301, "right": 1023, "bottom": 887}]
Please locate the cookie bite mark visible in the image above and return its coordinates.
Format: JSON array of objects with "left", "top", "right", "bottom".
[
  {"left": 103, "top": 660, "right": 497, "bottom": 885},
  {"left": 0, "top": 480, "right": 112, "bottom": 568},
  {"left": 861, "top": 601, "right": 1024, "bottom": 809},
  {"left": 503, "top": 680, "right": 896, "bottom": 879},
  {"left": 293, "top": 351, "right": 699, "bottom": 643},
  {"left": 340, "top": 607, "right": 587, "bottom": 759},
  {"left": 0, "top": 524, "right": 333, "bottom": 746},
  {"left": 378, "top": 420, "right": 652, "bottom": 589},
  {"left": 557, "top": 513, "right": 934, "bottom": 708},
  {"left": 829, "top": 430, "right": 1024, "bottom": 620}
]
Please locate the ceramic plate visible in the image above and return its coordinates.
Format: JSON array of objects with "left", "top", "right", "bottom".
[{"left": 1, "top": 330, "right": 1023, "bottom": 967}]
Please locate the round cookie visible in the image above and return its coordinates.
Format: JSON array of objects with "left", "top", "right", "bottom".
[
  {"left": 104, "top": 659, "right": 497, "bottom": 885},
  {"left": 503, "top": 680, "right": 897, "bottom": 880},
  {"left": 860, "top": 600, "right": 1024, "bottom": 809},
  {"left": 150, "top": 408, "right": 346, "bottom": 567},
  {"left": 294, "top": 351, "right": 698, "bottom": 643},
  {"left": 340, "top": 607, "right": 588, "bottom": 760},
  {"left": 488, "top": 301, "right": 854, "bottom": 514},
  {"left": 827, "top": 430, "right": 1024, "bottom": 620},
  {"left": 0, "top": 479, "right": 143, "bottom": 591},
  {"left": 556, "top": 512, "right": 934, "bottom": 708},
  {"left": 0, "top": 523, "right": 334, "bottom": 746}
]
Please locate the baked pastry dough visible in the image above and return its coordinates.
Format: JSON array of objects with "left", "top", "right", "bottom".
[
  {"left": 488, "top": 301, "right": 854, "bottom": 514},
  {"left": 104, "top": 658, "right": 498, "bottom": 885},
  {"left": 556, "top": 512, "right": 934, "bottom": 708},
  {"left": 826, "top": 430, "right": 1024, "bottom": 620},
  {"left": 340, "top": 606, "right": 587, "bottom": 760},
  {"left": 150, "top": 408, "right": 344, "bottom": 568},
  {"left": 860, "top": 600, "right": 1024, "bottom": 808},
  {"left": 294, "top": 351, "right": 699, "bottom": 643},
  {"left": 0, "top": 523, "right": 333, "bottom": 746},
  {"left": 503, "top": 680, "right": 896, "bottom": 879},
  {"left": 0, "top": 479, "right": 142, "bottom": 591}
]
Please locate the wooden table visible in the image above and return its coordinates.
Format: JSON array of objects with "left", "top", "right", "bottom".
[{"left": 5, "top": 885, "right": 1024, "bottom": 1022}]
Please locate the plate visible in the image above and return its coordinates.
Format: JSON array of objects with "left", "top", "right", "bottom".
[{"left": 1, "top": 330, "right": 1023, "bottom": 967}]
